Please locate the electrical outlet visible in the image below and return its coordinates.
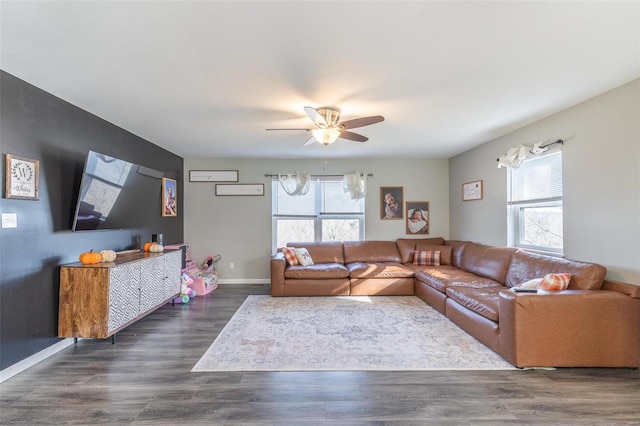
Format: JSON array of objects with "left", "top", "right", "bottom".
[{"left": 230, "top": 262, "right": 234, "bottom": 270}]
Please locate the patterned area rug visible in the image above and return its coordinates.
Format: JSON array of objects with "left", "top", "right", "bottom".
[{"left": 192, "top": 295, "right": 516, "bottom": 371}]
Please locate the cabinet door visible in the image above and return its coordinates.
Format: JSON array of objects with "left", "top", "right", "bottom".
[
  {"left": 108, "top": 262, "right": 141, "bottom": 333},
  {"left": 140, "top": 256, "right": 166, "bottom": 313},
  {"left": 163, "top": 250, "right": 182, "bottom": 299}
]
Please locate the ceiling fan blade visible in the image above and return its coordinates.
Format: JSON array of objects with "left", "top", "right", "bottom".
[
  {"left": 266, "top": 128, "right": 311, "bottom": 131},
  {"left": 340, "top": 115, "right": 385, "bottom": 130},
  {"left": 304, "top": 136, "right": 316, "bottom": 146},
  {"left": 339, "top": 130, "right": 368, "bottom": 142},
  {"left": 304, "top": 106, "right": 327, "bottom": 127}
]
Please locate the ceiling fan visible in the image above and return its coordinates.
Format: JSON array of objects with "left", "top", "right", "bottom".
[{"left": 267, "top": 106, "right": 384, "bottom": 146}]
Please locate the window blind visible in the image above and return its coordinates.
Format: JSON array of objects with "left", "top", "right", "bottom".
[{"left": 508, "top": 151, "right": 563, "bottom": 204}]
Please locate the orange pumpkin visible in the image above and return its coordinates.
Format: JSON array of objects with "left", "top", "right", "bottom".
[
  {"left": 143, "top": 242, "right": 157, "bottom": 252},
  {"left": 79, "top": 250, "right": 101, "bottom": 265}
]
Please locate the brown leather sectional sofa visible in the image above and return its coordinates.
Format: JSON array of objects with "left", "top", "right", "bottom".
[{"left": 270, "top": 238, "right": 640, "bottom": 368}]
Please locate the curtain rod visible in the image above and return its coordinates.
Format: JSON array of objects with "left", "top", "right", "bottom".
[
  {"left": 496, "top": 139, "right": 564, "bottom": 162},
  {"left": 265, "top": 173, "right": 373, "bottom": 178}
]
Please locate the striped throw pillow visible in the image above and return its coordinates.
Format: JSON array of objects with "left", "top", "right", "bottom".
[
  {"left": 413, "top": 250, "right": 440, "bottom": 266},
  {"left": 281, "top": 247, "right": 299, "bottom": 266},
  {"left": 538, "top": 273, "right": 571, "bottom": 291}
]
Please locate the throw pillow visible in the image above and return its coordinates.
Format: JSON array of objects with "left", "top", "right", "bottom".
[
  {"left": 510, "top": 278, "right": 542, "bottom": 291},
  {"left": 538, "top": 273, "right": 571, "bottom": 291},
  {"left": 415, "top": 244, "right": 453, "bottom": 265},
  {"left": 294, "top": 248, "right": 314, "bottom": 266},
  {"left": 413, "top": 250, "right": 440, "bottom": 266},
  {"left": 281, "top": 247, "right": 299, "bottom": 266}
]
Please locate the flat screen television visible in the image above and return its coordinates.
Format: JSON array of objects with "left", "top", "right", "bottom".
[{"left": 72, "top": 151, "right": 163, "bottom": 231}]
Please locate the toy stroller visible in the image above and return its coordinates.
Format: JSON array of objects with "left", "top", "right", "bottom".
[{"left": 201, "top": 254, "right": 221, "bottom": 272}]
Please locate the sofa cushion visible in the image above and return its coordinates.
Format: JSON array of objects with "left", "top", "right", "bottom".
[
  {"left": 281, "top": 247, "right": 299, "bottom": 266},
  {"left": 413, "top": 250, "right": 440, "bottom": 266},
  {"left": 444, "top": 240, "right": 469, "bottom": 268},
  {"left": 346, "top": 262, "right": 414, "bottom": 279},
  {"left": 459, "top": 243, "right": 517, "bottom": 284},
  {"left": 415, "top": 266, "right": 502, "bottom": 293},
  {"left": 505, "top": 250, "right": 606, "bottom": 290},
  {"left": 445, "top": 286, "right": 506, "bottom": 322},
  {"left": 415, "top": 244, "right": 453, "bottom": 265},
  {"left": 396, "top": 237, "right": 445, "bottom": 263},
  {"left": 344, "top": 241, "right": 402, "bottom": 263},
  {"left": 294, "top": 248, "right": 314, "bottom": 266},
  {"left": 284, "top": 263, "right": 350, "bottom": 279},
  {"left": 287, "top": 241, "right": 344, "bottom": 264}
]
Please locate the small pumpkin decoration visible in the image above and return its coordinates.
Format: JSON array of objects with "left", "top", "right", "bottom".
[
  {"left": 143, "top": 242, "right": 156, "bottom": 252},
  {"left": 100, "top": 249, "right": 117, "bottom": 262},
  {"left": 79, "top": 250, "right": 102, "bottom": 265},
  {"left": 149, "top": 244, "right": 164, "bottom": 253}
]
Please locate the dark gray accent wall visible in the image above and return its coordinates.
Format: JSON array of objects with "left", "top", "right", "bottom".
[{"left": 0, "top": 71, "right": 184, "bottom": 370}]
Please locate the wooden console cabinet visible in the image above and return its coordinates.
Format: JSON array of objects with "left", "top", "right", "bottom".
[{"left": 58, "top": 250, "right": 182, "bottom": 339}]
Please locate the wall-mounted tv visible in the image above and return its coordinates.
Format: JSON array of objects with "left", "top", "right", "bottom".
[{"left": 72, "top": 151, "right": 163, "bottom": 231}]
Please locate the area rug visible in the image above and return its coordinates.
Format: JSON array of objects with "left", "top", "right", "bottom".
[{"left": 192, "top": 295, "right": 516, "bottom": 371}]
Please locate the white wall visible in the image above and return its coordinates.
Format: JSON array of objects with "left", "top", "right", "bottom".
[
  {"left": 184, "top": 157, "right": 449, "bottom": 281},
  {"left": 449, "top": 79, "right": 640, "bottom": 285}
]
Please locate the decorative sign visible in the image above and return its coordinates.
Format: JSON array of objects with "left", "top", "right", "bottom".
[
  {"left": 5, "top": 154, "right": 39, "bottom": 200},
  {"left": 462, "top": 180, "right": 483, "bottom": 201},
  {"left": 189, "top": 170, "right": 239, "bottom": 182},
  {"left": 215, "top": 184, "right": 264, "bottom": 196}
]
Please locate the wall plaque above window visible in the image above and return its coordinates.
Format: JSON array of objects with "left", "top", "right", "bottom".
[
  {"left": 189, "top": 170, "right": 238, "bottom": 182},
  {"left": 4, "top": 154, "right": 39, "bottom": 200}
]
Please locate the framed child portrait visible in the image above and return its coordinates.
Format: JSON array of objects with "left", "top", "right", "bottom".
[
  {"left": 380, "top": 186, "right": 403, "bottom": 220},
  {"left": 406, "top": 201, "right": 429, "bottom": 234},
  {"left": 162, "top": 177, "right": 177, "bottom": 217}
]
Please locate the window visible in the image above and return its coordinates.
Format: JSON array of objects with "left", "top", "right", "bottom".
[
  {"left": 507, "top": 150, "right": 563, "bottom": 254},
  {"left": 272, "top": 179, "right": 365, "bottom": 252}
]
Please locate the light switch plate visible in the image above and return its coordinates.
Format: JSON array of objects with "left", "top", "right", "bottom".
[{"left": 2, "top": 213, "right": 17, "bottom": 228}]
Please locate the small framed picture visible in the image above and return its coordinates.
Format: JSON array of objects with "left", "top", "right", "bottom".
[
  {"left": 380, "top": 186, "right": 403, "bottom": 219},
  {"left": 462, "top": 180, "right": 483, "bottom": 201},
  {"left": 4, "top": 154, "right": 40, "bottom": 200},
  {"left": 189, "top": 170, "right": 239, "bottom": 182},
  {"left": 215, "top": 183, "right": 264, "bottom": 196},
  {"left": 162, "top": 177, "right": 177, "bottom": 217},
  {"left": 406, "top": 201, "right": 429, "bottom": 234}
]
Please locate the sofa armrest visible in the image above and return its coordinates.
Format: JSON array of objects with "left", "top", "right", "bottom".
[
  {"left": 498, "top": 290, "right": 640, "bottom": 367},
  {"left": 270, "top": 252, "right": 286, "bottom": 296}
]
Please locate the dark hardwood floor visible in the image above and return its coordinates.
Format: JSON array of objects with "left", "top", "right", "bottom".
[{"left": 1, "top": 284, "right": 639, "bottom": 425}]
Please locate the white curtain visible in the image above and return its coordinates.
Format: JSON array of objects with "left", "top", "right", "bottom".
[
  {"left": 279, "top": 171, "right": 310, "bottom": 196},
  {"left": 497, "top": 142, "right": 549, "bottom": 168},
  {"left": 343, "top": 171, "right": 366, "bottom": 200}
]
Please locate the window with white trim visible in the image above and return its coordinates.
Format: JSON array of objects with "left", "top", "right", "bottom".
[
  {"left": 272, "top": 178, "right": 365, "bottom": 253},
  {"left": 507, "top": 150, "right": 563, "bottom": 254}
]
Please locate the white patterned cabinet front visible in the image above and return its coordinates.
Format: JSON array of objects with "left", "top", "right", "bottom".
[
  {"left": 162, "top": 250, "right": 182, "bottom": 300},
  {"left": 108, "top": 261, "right": 141, "bottom": 333}
]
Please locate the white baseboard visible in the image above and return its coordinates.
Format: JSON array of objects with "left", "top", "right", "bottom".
[
  {"left": 218, "top": 278, "right": 270, "bottom": 285},
  {"left": 0, "top": 338, "right": 75, "bottom": 383}
]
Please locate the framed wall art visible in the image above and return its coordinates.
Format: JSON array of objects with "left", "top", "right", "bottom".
[
  {"left": 380, "top": 186, "right": 403, "bottom": 219},
  {"left": 4, "top": 154, "right": 40, "bottom": 200},
  {"left": 406, "top": 201, "right": 429, "bottom": 234},
  {"left": 162, "top": 177, "right": 177, "bottom": 217},
  {"left": 462, "top": 180, "right": 483, "bottom": 201}
]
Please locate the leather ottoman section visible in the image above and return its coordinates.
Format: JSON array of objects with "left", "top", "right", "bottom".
[
  {"left": 415, "top": 267, "right": 501, "bottom": 293},
  {"left": 282, "top": 279, "right": 350, "bottom": 296},
  {"left": 284, "top": 263, "right": 350, "bottom": 279},
  {"left": 347, "top": 262, "right": 414, "bottom": 279},
  {"left": 415, "top": 280, "right": 447, "bottom": 314},
  {"left": 445, "top": 298, "right": 500, "bottom": 352},
  {"left": 445, "top": 286, "right": 506, "bottom": 322},
  {"left": 350, "top": 277, "right": 414, "bottom": 296}
]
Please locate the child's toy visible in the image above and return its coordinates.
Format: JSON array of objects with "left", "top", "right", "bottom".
[
  {"left": 170, "top": 273, "right": 198, "bottom": 304},
  {"left": 201, "top": 255, "right": 221, "bottom": 272}
]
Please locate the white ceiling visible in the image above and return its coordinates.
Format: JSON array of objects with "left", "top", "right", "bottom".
[{"left": 1, "top": 1, "right": 638, "bottom": 159}]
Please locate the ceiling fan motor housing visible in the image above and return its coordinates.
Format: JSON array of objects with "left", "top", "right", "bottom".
[{"left": 316, "top": 107, "right": 341, "bottom": 128}]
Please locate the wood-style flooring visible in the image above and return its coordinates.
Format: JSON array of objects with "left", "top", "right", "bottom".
[{"left": 1, "top": 284, "right": 639, "bottom": 425}]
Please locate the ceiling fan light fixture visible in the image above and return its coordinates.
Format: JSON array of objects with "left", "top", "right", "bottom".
[{"left": 312, "top": 128, "right": 341, "bottom": 145}]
